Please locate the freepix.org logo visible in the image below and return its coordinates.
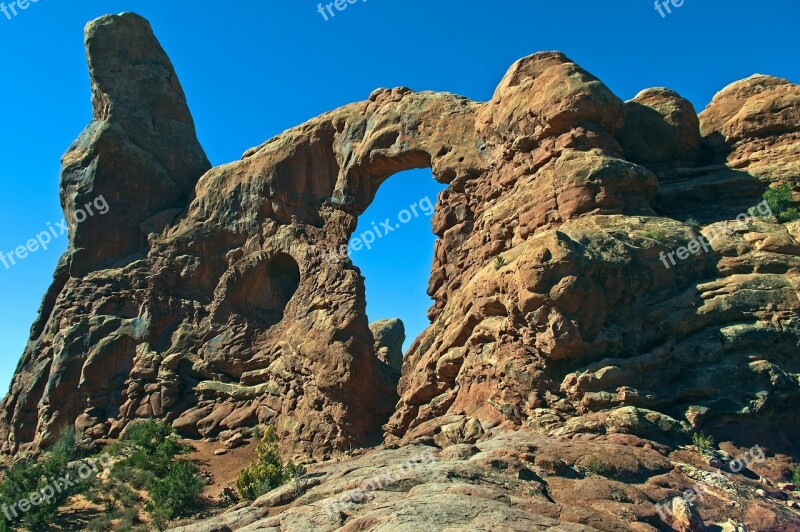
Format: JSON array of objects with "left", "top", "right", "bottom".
[
  {"left": 0, "top": 195, "right": 109, "bottom": 271},
  {"left": 654, "top": 0, "right": 686, "bottom": 18},
  {"left": 316, "top": 0, "right": 369, "bottom": 22},
  {"left": 1, "top": 453, "right": 113, "bottom": 522},
  {"left": 322, "top": 195, "right": 434, "bottom": 265},
  {"left": 657, "top": 200, "right": 773, "bottom": 270},
  {"left": 1, "top": 0, "right": 44, "bottom": 22}
]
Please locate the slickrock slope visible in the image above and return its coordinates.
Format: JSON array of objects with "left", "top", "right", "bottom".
[
  {"left": 1, "top": 12, "right": 800, "bottom": 529},
  {"left": 176, "top": 428, "right": 800, "bottom": 531}
]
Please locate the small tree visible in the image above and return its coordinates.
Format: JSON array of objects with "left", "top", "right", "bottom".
[
  {"left": 0, "top": 428, "right": 83, "bottom": 531},
  {"left": 235, "top": 425, "right": 305, "bottom": 501},
  {"left": 146, "top": 461, "right": 205, "bottom": 530},
  {"left": 104, "top": 420, "right": 204, "bottom": 531}
]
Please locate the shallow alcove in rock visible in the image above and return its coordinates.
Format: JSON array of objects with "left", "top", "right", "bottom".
[
  {"left": 268, "top": 253, "right": 302, "bottom": 306},
  {"left": 229, "top": 252, "right": 301, "bottom": 326}
]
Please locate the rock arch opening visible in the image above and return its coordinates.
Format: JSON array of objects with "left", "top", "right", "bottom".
[{"left": 348, "top": 168, "right": 447, "bottom": 367}]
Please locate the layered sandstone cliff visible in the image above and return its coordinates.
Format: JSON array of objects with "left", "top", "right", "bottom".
[{"left": 1, "top": 11, "right": 798, "bottom": 479}]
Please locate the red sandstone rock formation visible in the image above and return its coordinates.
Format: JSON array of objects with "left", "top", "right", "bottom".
[{"left": 1, "top": 12, "right": 798, "bottom": 476}]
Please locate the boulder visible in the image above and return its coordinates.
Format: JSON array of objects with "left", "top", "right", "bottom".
[{"left": 370, "top": 318, "right": 405, "bottom": 373}]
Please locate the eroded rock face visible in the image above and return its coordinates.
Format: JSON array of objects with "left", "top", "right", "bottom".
[
  {"left": 1, "top": 13, "right": 798, "bottom": 465},
  {"left": 387, "top": 66, "right": 800, "bottom": 453},
  {"left": 616, "top": 88, "right": 703, "bottom": 166}
]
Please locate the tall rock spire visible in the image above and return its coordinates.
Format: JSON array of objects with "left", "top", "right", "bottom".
[{"left": 61, "top": 12, "right": 210, "bottom": 276}]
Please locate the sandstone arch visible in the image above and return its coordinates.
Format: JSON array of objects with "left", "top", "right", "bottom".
[{"left": 2, "top": 14, "right": 799, "bottom": 461}]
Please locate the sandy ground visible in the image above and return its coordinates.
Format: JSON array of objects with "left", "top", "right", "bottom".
[{"left": 183, "top": 436, "right": 260, "bottom": 500}]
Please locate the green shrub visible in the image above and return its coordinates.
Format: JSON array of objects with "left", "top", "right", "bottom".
[
  {"left": 764, "top": 183, "right": 794, "bottom": 213},
  {"left": 146, "top": 461, "right": 205, "bottom": 529},
  {"left": 113, "top": 420, "right": 190, "bottom": 479},
  {"left": 792, "top": 465, "right": 800, "bottom": 485},
  {"left": 583, "top": 455, "right": 619, "bottom": 479},
  {"left": 284, "top": 461, "right": 309, "bottom": 497},
  {"left": 235, "top": 425, "right": 306, "bottom": 501},
  {"left": 0, "top": 428, "right": 84, "bottom": 531},
  {"left": 104, "top": 420, "right": 204, "bottom": 530},
  {"left": 779, "top": 207, "right": 800, "bottom": 223},
  {"left": 147, "top": 504, "right": 172, "bottom": 532},
  {"left": 85, "top": 512, "right": 114, "bottom": 532},
  {"left": 684, "top": 218, "right": 701, "bottom": 231},
  {"left": 692, "top": 432, "right": 716, "bottom": 452},
  {"left": 85, "top": 507, "right": 144, "bottom": 532},
  {"left": 122, "top": 421, "right": 181, "bottom": 455},
  {"left": 112, "top": 465, "right": 154, "bottom": 491},
  {"left": 85, "top": 478, "right": 149, "bottom": 531},
  {"left": 493, "top": 256, "right": 507, "bottom": 270},
  {"left": 757, "top": 183, "right": 800, "bottom": 222}
]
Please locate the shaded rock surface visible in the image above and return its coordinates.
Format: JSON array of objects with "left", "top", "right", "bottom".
[{"left": 0, "top": 11, "right": 798, "bottom": 488}]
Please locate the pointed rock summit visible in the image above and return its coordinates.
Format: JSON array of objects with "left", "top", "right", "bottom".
[{"left": 62, "top": 12, "right": 210, "bottom": 276}]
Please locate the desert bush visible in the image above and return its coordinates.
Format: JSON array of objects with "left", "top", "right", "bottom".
[
  {"left": 692, "top": 432, "right": 716, "bottom": 452},
  {"left": 792, "top": 465, "right": 800, "bottom": 485},
  {"left": 0, "top": 428, "right": 84, "bottom": 531},
  {"left": 780, "top": 207, "right": 800, "bottom": 222},
  {"left": 284, "top": 461, "right": 309, "bottom": 497},
  {"left": 146, "top": 461, "right": 205, "bottom": 530},
  {"left": 684, "top": 218, "right": 701, "bottom": 231},
  {"left": 86, "top": 506, "right": 145, "bottom": 532},
  {"left": 583, "top": 455, "right": 620, "bottom": 479},
  {"left": 764, "top": 184, "right": 794, "bottom": 213},
  {"left": 103, "top": 420, "right": 204, "bottom": 531},
  {"left": 756, "top": 183, "right": 800, "bottom": 222},
  {"left": 85, "top": 512, "right": 114, "bottom": 532},
  {"left": 235, "top": 425, "right": 306, "bottom": 501},
  {"left": 113, "top": 420, "right": 189, "bottom": 478}
]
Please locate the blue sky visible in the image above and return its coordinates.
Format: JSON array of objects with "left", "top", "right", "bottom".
[{"left": 0, "top": 0, "right": 797, "bottom": 392}]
